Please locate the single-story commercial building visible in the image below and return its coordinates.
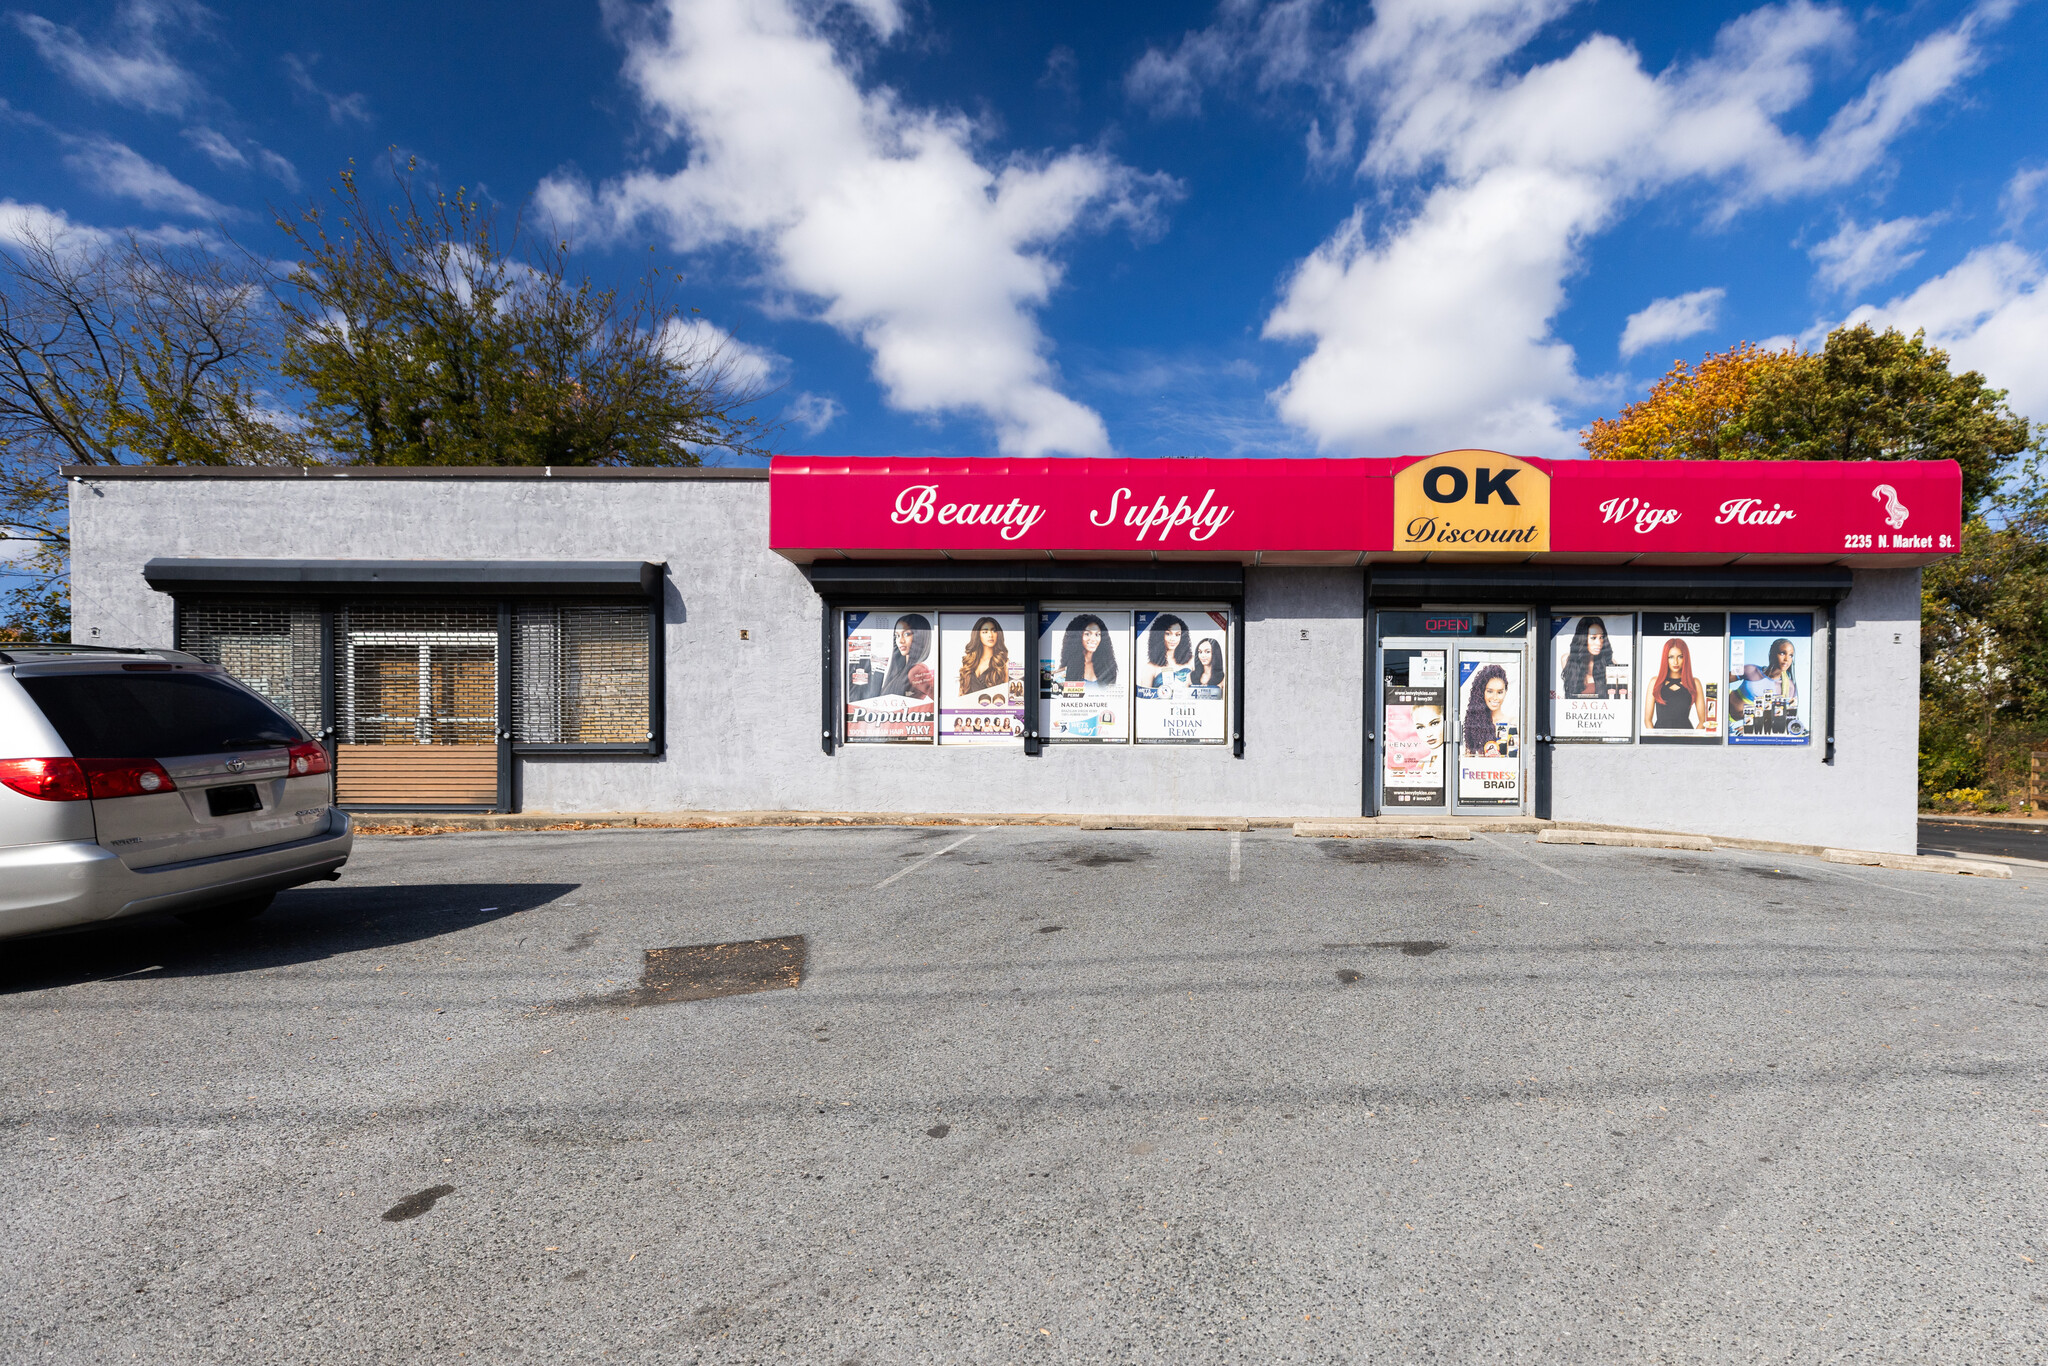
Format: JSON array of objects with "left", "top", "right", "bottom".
[{"left": 66, "top": 450, "right": 1957, "bottom": 852}]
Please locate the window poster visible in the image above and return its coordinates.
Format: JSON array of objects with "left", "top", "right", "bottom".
[
  {"left": 1457, "top": 651, "right": 1522, "bottom": 805},
  {"left": 843, "top": 610, "right": 935, "bottom": 742},
  {"left": 1038, "top": 610, "right": 1131, "bottom": 742},
  {"left": 1549, "top": 613, "right": 1633, "bottom": 740},
  {"left": 938, "top": 612, "right": 1025, "bottom": 745},
  {"left": 1638, "top": 611, "right": 1724, "bottom": 743},
  {"left": 1134, "top": 609, "right": 1230, "bottom": 743},
  {"left": 1728, "top": 612, "right": 1813, "bottom": 746},
  {"left": 1382, "top": 654, "right": 1447, "bottom": 807}
]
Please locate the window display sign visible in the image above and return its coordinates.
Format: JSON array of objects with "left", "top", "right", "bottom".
[
  {"left": 1457, "top": 651, "right": 1522, "bottom": 805},
  {"left": 939, "top": 612, "right": 1025, "bottom": 745},
  {"left": 1728, "top": 613, "right": 1812, "bottom": 745},
  {"left": 1639, "top": 612, "right": 1724, "bottom": 743},
  {"left": 1134, "top": 610, "right": 1229, "bottom": 743},
  {"left": 1038, "top": 610, "right": 1131, "bottom": 742},
  {"left": 843, "top": 610, "right": 935, "bottom": 742},
  {"left": 1549, "top": 613, "right": 1633, "bottom": 740},
  {"left": 1383, "top": 676, "right": 1447, "bottom": 807}
]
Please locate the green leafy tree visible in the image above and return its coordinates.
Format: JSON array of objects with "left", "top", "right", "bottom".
[{"left": 274, "top": 160, "right": 774, "bottom": 467}]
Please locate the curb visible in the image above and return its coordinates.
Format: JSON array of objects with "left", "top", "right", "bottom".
[
  {"left": 1538, "top": 829, "right": 1714, "bottom": 851},
  {"left": 1293, "top": 822, "right": 1473, "bottom": 840},
  {"left": 1823, "top": 849, "right": 2010, "bottom": 878}
]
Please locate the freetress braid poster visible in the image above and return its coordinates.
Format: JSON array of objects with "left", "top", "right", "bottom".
[
  {"left": 1456, "top": 651, "right": 1521, "bottom": 805},
  {"left": 1549, "top": 613, "right": 1633, "bottom": 740},
  {"left": 1728, "top": 613, "right": 1812, "bottom": 745},
  {"left": 1639, "top": 612, "right": 1724, "bottom": 743},
  {"left": 1134, "top": 610, "right": 1229, "bottom": 743},
  {"left": 1038, "top": 610, "right": 1131, "bottom": 742},
  {"left": 938, "top": 612, "right": 1025, "bottom": 745},
  {"left": 843, "top": 611, "right": 934, "bottom": 742}
]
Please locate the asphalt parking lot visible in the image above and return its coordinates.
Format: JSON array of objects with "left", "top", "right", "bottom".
[{"left": 3, "top": 826, "right": 2044, "bottom": 1365}]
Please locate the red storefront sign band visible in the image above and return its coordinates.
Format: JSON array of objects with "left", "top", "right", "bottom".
[{"left": 769, "top": 452, "right": 1960, "bottom": 565}]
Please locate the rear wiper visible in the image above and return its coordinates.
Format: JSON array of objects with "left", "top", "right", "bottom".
[{"left": 212, "top": 736, "right": 297, "bottom": 750}]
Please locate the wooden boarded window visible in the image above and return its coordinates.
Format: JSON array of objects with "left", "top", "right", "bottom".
[{"left": 511, "top": 602, "right": 652, "bottom": 745}]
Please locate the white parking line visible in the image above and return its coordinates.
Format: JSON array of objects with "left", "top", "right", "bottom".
[
  {"left": 1474, "top": 830, "right": 1586, "bottom": 884},
  {"left": 874, "top": 833, "right": 979, "bottom": 889},
  {"left": 1230, "top": 831, "right": 1242, "bottom": 884}
]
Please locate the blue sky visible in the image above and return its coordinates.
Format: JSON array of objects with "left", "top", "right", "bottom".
[{"left": 4, "top": 0, "right": 2044, "bottom": 465}]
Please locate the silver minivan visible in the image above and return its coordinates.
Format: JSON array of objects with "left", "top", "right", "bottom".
[{"left": 0, "top": 644, "right": 353, "bottom": 939}]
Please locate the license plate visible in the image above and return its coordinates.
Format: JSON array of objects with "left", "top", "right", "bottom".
[{"left": 207, "top": 784, "right": 262, "bottom": 817}]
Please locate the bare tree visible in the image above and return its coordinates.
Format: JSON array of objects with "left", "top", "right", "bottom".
[{"left": 0, "top": 225, "right": 306, "bottom": 638}]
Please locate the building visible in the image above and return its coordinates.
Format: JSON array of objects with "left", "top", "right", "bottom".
[{"left": 66, "top": 450, "right": 1955, "bottom": 853}]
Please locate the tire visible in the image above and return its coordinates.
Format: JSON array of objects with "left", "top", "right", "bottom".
[{"left": 177, "top": 894, "right": 274, "bottom": 929}]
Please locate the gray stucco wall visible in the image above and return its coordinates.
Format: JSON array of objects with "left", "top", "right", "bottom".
[
  {"left": 66, "top": 474, "right": 1366, "bottom": 820},
  {"left": 1550, "top": 568, "right": 1920, "bottom": 855},
  {"left": 66, "top": 474, "right": 1921, "bottom": 849}
]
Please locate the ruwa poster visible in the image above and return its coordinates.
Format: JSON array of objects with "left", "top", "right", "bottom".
[
  {"left": 1133, "top": 610, "right": 1229, "bottom": 743},
  {"left": 1639, "top": 611, "right": 1724, "bottom": 742},
  {"left": 843, "top": 610, "right": 935, "bottom": 742},
  {"left": 1457, "top": 651, "right": 1521, "bottom": 805},
  {"left": 1727, "top": 613, "right": 1812, "bottom": 745},
  {"left": 1549, "top": 613, "right": 1634, "bottom": 740},
  {"left": 1038, "top": 610, "right": 1131, "bottom": 742},
  {"left": 1382, "top": 649, "right": 1446, "bottom": 806},
  {"left": 938, "top": 611, "right": 1025, "bottom": 745}
]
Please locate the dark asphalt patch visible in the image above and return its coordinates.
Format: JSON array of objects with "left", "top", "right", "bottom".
[
  {"left": 1317, "top": 842, "right": 1448, "bottom": 865},
  {"left": 926, "top": 1124, "right": 950, "bottom": 1139},
  {"left": 578, "top": 936, "right": 808, "bottom": 1008},
  {"left": 1324, "top": 940, "right": 1451, "bottom": 957},
  {"left": 381, "top": 1185, "right": 455, "bottom": 1222}
]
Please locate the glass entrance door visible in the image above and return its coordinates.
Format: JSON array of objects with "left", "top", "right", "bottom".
[
  {"left": 1451, "top": 644, "right": 1528, "bottom": 813},
  {"left": 1378, "top": 641, "right": 1450, "bottom": 813}
]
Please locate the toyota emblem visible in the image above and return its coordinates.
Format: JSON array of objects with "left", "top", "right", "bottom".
[{"left": 225, "top": 757, "right": 246, "bottom": 774}]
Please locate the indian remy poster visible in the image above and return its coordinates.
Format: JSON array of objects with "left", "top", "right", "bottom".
[
  {"left": 1549, "top": 613, "right": 1634, "bottom": 740},
  {"left": 1134, "top": 610, "right": 1229, "bottom": 743},
  {"left": 843, "top": 610, "right": 935, "bottom": 742},
  {"left": 938, "top": 611, "right": 1025, "bottom": 745},
  {"left": 1457, "top": 651, "right": 1522, "bottom": 805},
  {"left": 1382, "top": 685, "right": 1446, "bottom": 806},
  {"left": 1639, "top": 611, "right": 1724, "bottom": 743},
  {"left": 1727, "top": 612, "right": 1812, "bottom": 746},
  {"left": 1038, "top": 610, "right": 1131, "bottom": 742}
]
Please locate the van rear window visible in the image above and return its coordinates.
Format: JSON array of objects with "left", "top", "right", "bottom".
[{"left": 19, "top": 673, "right": 306, "bottom": 759}]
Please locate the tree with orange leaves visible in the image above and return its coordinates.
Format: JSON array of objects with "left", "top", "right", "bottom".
[{"left": 1580, "top": 342, "right": 1790, "bottom": 463}]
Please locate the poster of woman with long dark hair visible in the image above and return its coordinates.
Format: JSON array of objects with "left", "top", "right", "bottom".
[
  {"left": 843, "top": 610, "right": 935, "bottom": 742},
  {"left": 1037, "top": 610, "right": 1130, "bottom": 742},
  {"left": 1456, "top": 652, "right": 1521, "bottom": 804},
  {"left": 939, "top": 612, "right": 1024, "bottom": 745},
  {"left": 1134, "top": 609, "right": 1229, "bottom": 743},
  {"left": 1549, "top": 613, "right": 1633, "bottom": 739}
]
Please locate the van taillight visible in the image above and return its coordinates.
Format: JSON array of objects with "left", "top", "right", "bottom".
[
  {"left": 287, "top": 740, "right": 331, "bottom": 777},
  {"left": 78, "top": 758, "right": 178, "bottom": 798},
  {"left": 0, "top": 757, "right": 90, "bottom": 801}
]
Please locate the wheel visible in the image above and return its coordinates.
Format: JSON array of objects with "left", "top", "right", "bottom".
[{"left": 177, "top": 894, "right": 274, "bottom": 929}]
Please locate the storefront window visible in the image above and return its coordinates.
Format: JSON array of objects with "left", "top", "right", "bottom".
[{"left": 838, "top": 603, "right": 1234, "bottom": 747}]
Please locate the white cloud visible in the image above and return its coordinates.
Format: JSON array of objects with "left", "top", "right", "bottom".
[
  {"left": 62, "top": 135, "right": 232, "bottom": 218},
  {"left": 1808, "top": 215, "right": 1934, "bottom": 293},
  {"left": 282, "top": 54, "right": 371, "bottom": 125},
  {"left": 785, "top": 390, "right": 843, "bottom": 436},
  {"left": 1197, "top": 0, "right": 2004, "bottom": 455},
  {"left": 656, "top": 316, "right": 780, "bottom": 389},
  {"left": 543, "top": 0, "right": 1176, "bottom": 457},
  {"left": 0, "top": 199, "right": 112, "bottom": 252},
  {"left": 1618, "top": 287, "right": 1725, "bottom": 360},
  {"left": 11, "top": 0, "right": 205, "bottom": 115},
  {"left": 181, "top": 125, "right": 244, "bottom": 168},
  {"left": 2001, "top": 164, "right": 2048, "bottom": 235},
  {"left": 1126, "top": 0, "right": 1323, "bottom": 120},
  {"left": 1840, "top": 243, "right": 2048, "bottom": 423}
]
